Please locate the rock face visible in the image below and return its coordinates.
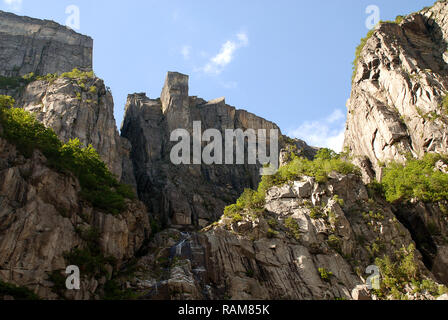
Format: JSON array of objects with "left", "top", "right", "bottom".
[
  {"left": 1, "top": 2, "right": 448, "bottom": 301},
  {"left": 121, "top": 72, "right": 313, "bottom": 228},
  {"left": 0, "top": 10, "right": 92, "bottom": 77},
  {"left": 129, "top": 172, "right": 446, "bottom": 300},
  {"left": 11, "top": 76, "right": 127, "bottom": 181},
  {"left": 0, "top": 132, "right": 150, "bottom": 299},
  {"left": 345, "top": 2, "right": 448, "bottom": 181}
]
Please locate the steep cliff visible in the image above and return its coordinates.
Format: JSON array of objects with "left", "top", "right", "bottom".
[
  {"left": 14, "top": 75, "right": 127, "bottom": 181},
  {"left": 1, "top": 3, "right": 448, "bottom": 301},
  {"left": 0, "top": 10, "right": 92, "bottom": 77},
  {"left": 124, "top": 152, "right": 448, "bottom": 300},
  {"left": 121, "top": 72, "right": 316, "bottom": 229},
  {"left": 0, "top": 122, "right": 150, "bottom": 300},
  {"left": 345, "top": 1, "right": 448, "bottom": 181}
]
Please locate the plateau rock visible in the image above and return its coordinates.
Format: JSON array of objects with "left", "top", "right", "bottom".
[
  {"left": 121, "top": 72, "right": 316, "bottom": 228},
  {"left": 0, "top": 10, "right": 92, "bottom": 77}
]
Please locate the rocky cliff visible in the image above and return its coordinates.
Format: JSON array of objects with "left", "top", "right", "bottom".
[
  {"left": 0, "top": 126, "right": 150, "bottom": 299},
  {"left": 121, "top": 72, "right": 315, "bottom": 229},
  {"left": 1, "top": 3, "right": 448, "bottom": 301},
  {"left": 0, "top": 10, "right": 92, "bottom": 77},
  {"left": 125, "top": 167, "right": 448, "bottom": 300},
  {"left": 345, "top": 1, "right": 448, "bottom": 181}
]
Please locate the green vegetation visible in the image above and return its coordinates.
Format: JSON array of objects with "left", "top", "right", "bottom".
[
  {"left": 47, "top": 270, "right": 67, "bottom": 298},
  {"left": 223, "top": 149, "right": 359, "bottom": 223},
  {"left": 267, "top": 217, "right": 279, "bottom": 229},
  {"left": 440, "top": 94, "right": 448, "bottom": 114},
  {"left": 332, "top": 195, "right": 345, "bottom": 207},
  {"left": 0, "top": 95, "right": 15, "bottom": 108},
  {"left": 270, "top": 148, "right": 359, "bottom": 184},
  {"left": 310, "top": 207, "right": 324, "bottom": 220},
  {"left": 395, "top": 15, "right": 405, "bottom": 24},
  {"left": 0, "top": 280, "right": 39, "bottom": 300},
  {"left": 352, "top": 16, "right": 404, "bottom": 81},
  {"left": 267, "top": 228, "right": 278, "bottom": 239},
  {"left": 223, "top": 149, "right": 359, "bottom": 221},
  {"left": 318, "top": 268, "right": 333, "bottom": 283},
  {"left": 362, "top": 211, "right": 385, "bottom": 222},
  {"left": 352, "top": 28, "right": 375, "bottom": 81},
  {"left": 0, "top": 95, "right": 135, "bottom": 214},
  {"left": 103, "top": 279, "right": 138, "bottom": 300},
  {"left": 0, "top": 73, "right": 36, "bottom": 90},
  {"left": 64, "top": 247, "right": 115, "bottom": 279},
  {"left": 60, "top": 68, "right": 94, "bottom": 80},
  {"left": 327, "top": 235, "right": 341, "bottom": 253},
  {"left": 374, "top": 244, "right": 448, "bottom": 299},
  {"left": 381, "top": 153, "right": 448, "bottom": 203},
  {"left": 0, "top": 68, "right": 95, "bottom": 93},
  {"left": 65, "top": 226, "right": 116, "bottom": 279},
  {"left": 285, "top": 217, "right": 301, "bottom": 240}
]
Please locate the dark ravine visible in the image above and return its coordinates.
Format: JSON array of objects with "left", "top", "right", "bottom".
[{"left": 1, "top": 2, "right": 448, "bottom": 301}]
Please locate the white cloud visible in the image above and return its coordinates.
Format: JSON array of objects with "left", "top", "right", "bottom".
[
  {"left": 200, "top": 32, "right": 249, "bottom": 75},
  {"left": 288, "top": 109, "right": 346, "bottom": 152},
  {"left": 326, "top": 109, "right": 344, "bottom": 123},
  {"left": 3, "top": 0, "right": 22, "bottom": 11},
  {"left": 181, "top": 45, "right": 191, "bottom": 60}
]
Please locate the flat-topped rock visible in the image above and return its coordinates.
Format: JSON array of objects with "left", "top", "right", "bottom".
[{"left": 0, "top": 10, "right": 92, "bottom": 77}]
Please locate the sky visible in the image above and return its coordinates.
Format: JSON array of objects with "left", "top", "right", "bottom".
[{"left": 0, "top": 0, "right": 436, "bottom": 151}]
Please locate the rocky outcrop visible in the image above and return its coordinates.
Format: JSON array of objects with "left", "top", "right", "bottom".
[
  {"left": 344, "top": 1, "right": 448, "bottom": 181},
  {"left": 121, "top": 72, "right": 314, "bottom": 229},
  {"left": 0, "top": 10, "right": 92, "bottom": 77},
  {"left": 0, "top": 131, "right": 150, "bottom": 299},
  {"left": 128, "top": 172, "right": 446, "bottom": 300},
  {"left": 11, "top": 76, "right": 126, "bottom": 181}
]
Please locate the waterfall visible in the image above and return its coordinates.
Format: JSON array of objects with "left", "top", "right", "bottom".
[{"left": 175, "top": 232, "right": 191, "bottom": 256}]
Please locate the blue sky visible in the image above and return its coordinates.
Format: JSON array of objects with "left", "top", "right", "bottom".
[{"left": 1, "top": 0, "right": 436, "bottom": 151}]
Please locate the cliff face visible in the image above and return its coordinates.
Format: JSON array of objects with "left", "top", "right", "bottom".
[
  {"left": 0, "top": 130, "right": 150, "bottom": 300},
  {"left": 121, "top": 72, "right": 313, "bottom": 229},
  {"left": 128, "top": 172, "right": 448, "bottom": 300},
  {"left": 1, "top": 4, "right": 448, "bottom": 301},
  {"left": 0, "top": 10, "right": 92, "bottom": 77},
  {"left": 345, "top": 1, "right": 448, "bottom": 180},
  {"left": 12, "top": 76, "right": 128, "bottom": 181}
]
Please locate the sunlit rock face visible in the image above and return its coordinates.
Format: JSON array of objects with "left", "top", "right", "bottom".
[
  {"left": 0, "top": 10, "right": 93, "bottom": 77},
  {"left": 345, "top": 2, "right": 448, "bottom": 181}
]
